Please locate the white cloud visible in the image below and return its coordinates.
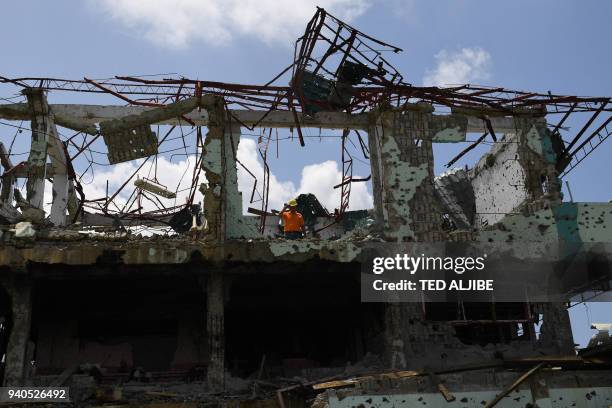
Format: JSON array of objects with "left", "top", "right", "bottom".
[
  {"left": 236, "top": 138, "right": 296, "bottom": 212},
  {"left": 423, "top": 47, "right": 492, "bottom": 87},
  {"left": 38, "top": 139, "right": 371, "bottom": 223},
  {"left": 387, "top": 0, "right": 418, "bottom": 22},
  {"left": 237, "top": 138, "right": 372, "bottom": 214},
  {"left": 296, "top": 161, "right": 372, "bottom": 211},
  {"left": 93, "top": 0, "right": 370, "bottom": 49},
  {"left": 33, "top": 156, "right": 200, "bottom": 234},
  {"left": 70, "top": 156, "right": 203, "bottom": 214}
]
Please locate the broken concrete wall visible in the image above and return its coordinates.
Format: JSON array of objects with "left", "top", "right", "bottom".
[
  {"left": 434, "top": 168, "right": 475, "bottom": 230},
  {"left": 325, "top": 369, "right": 612, "bottom": 408},
  {"left": 259, "top": 215, "right": 357, "bottom": 238},
  {"left": 517, "top": 117, "right": 562, "bottom": 202},
  {"left": 536, "top": 302, "right": 575, "bottom": 355},
  {"left": 478, "top": 202, "right": 612, "bottom": 244},
  {"left": 366, "top": 106, "right": 569, "bottom": 372},
  {"left": 470, "top": 117, "right": 561, "bottom": 229},
  {"left": 383, "top": 301, "right": 575, "bottom": 372},
  {"left": 373, "top": 106, "right": 462, "bottom": 371},
  {"left": 470, "top": 132, "right": 526, "bottom": 228}
]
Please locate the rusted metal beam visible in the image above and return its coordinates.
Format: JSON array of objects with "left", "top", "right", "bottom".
[
  {"left": 550, "top": 102, "right": 577, "bottom": 137},
  {"left": 568, "top": 115, "right": 612, "bottom": 156},
  {"left": 4, "top": 76, "right": 610, "bottom": 115},
  {"left": 247, "top": 207, "right": 275, "bottom": 217},
  {"left": 562, "top": 99, "right": 609, "bottom": 154},
  {"left": 289, "top": 99, "right": 306, "bottom": 146},
  {"left": 84, "top": 77, "right": 162, "bottom": 107},
  {"left": 446, "top": 131, "right": 488, "bottom": 168},
  {"left": 333, "top": 174, "right": 371, "bottom": 189}
]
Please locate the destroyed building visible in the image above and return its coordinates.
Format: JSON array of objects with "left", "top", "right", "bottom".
[{"left": 0, "top": 8, "right": 612, "bottom": 408}]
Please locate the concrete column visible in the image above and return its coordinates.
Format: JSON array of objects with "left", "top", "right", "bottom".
[
  {"left": 23, "top": 89, "right": 50, "bottom": 211},
  {"left": 206, "top": 272, "right": 225, "bottom": 392},
  {"left": 367, "top": 122, "right": 385, "bottom": 232},
  {"left": 23, "top": 88, "right": 72, "bottom": 225},
  {"left": 200, "top": 96, "right": 257, "bottom": 241},
  {"left": 0, "top": 142, "right": 20, "bottom": 223},
  {"left": 515, "top": 117, "right": 562, "bottom": 202},
  {"left": 0, "top": 143, "right": 15, "bottom": 202},
  {"left": 3, "top": 278, "right": 32, "bottom": 386},
  {"left": 200, "top": 97, "right": 232, "bottom": 243},
  {"left": 538, "top": 302, "right": 575, "bottom": 354},
  {"left": 376, "top": 104, "right": 442, "bottom": 242},
  {"left": 385, "top": 303, "right": 407, "bottom": 370},
  {"left": 222, "top": 122, "right": 257, "bottom": 239}
]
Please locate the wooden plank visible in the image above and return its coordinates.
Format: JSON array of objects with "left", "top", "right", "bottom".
[
  {"left": 313, "top": 370, "right": 420, "bottom": 390},
  {"left": 427, "top": 371, "right": 455, "bottom": 402}
]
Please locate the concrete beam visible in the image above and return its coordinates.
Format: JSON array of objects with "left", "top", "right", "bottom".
[
  {"left": 225, "top": 109, "right": 370, "bottom": 130},
  {"left": 465, "top": 115, "right": 519, "bottom": 134},
  {"left": 99, "top": 97, "right": 200, "bottom": 134},
  {"left": 0, "top": 103, "right": 370, "bottom": 130},
  {"left": 0, "top": 103, "right": 97, "bottom": 135},
  {"left": 1, "top": 103, "right": 523, "bottom": 134}
]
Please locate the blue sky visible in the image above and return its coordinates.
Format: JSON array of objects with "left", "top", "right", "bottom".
[{"left": 1, "top": 1, "right": 611, "bottom": 348}]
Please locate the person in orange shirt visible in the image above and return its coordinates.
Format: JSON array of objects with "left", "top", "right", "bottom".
[{"left": 279, "top": 199, "right": 304, "bottom": 239}]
